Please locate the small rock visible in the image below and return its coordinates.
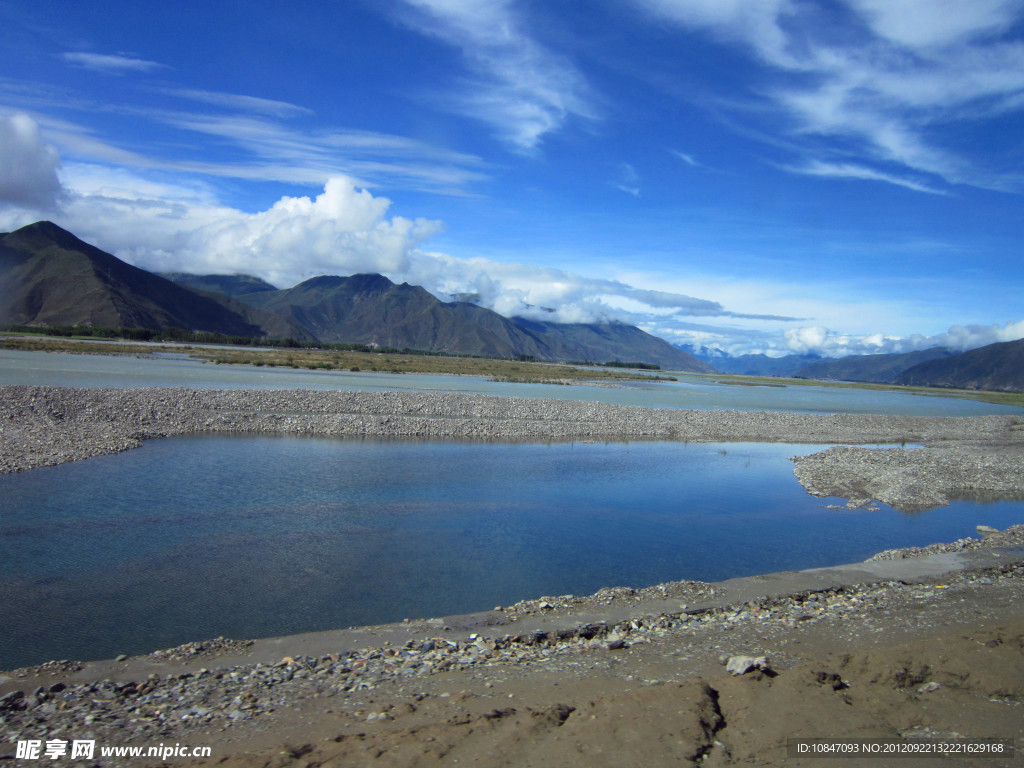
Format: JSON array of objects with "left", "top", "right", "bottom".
[
  {"left": 917, "top": 682, "right": 941, "bottom": 694},
  {"left": 726, "top": 655, "right": 771, "bottom": 676},
  {"left": 0, "top": 690, "right": 25, "bottom": 709},
  {"left": 116, "top": 654, "right": 129, "bottom": 662},
  {"left": 976, "top": 525, "right": 999, "bottom": 536}
]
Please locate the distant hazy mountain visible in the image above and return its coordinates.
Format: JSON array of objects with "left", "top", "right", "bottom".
[
  {"left": 161, "top": 272, "right": 278, "bottom": 297},
  {"left": 236, "top": 273, "right": 712, "bottom": 370},
  {"left": 895, "top": 339, "right": 1024, "bottom": 392},
  {"left": 706, "top": 353, "right": 822, "bottom": 377},
  {"left": 793, "top": 348, "right": 955, "bottom": 383},
  {"left": 0, "top": 221, "right": 309, "bottom": 338}
]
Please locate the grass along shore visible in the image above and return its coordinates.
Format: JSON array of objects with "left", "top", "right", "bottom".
[
  {"left": 4, "top": 333, "right": 1023, "bottom": 406},
  {"left": 0, "top": 334, "right": 675, "bottom": 385},
  {"left": 704, "top": 371, "right": 1024, "bottom": 408}
]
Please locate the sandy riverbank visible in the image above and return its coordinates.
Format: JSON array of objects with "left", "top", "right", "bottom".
[
  {"left": 2, "top": 532, "right": 1024, "bottom": 767},
  {"left": 3, "top": 384, "right": 1024, "bottom": 766}
]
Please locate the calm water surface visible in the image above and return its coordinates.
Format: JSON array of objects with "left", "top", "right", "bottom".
[
  {"left": 2, "top": 436, "right": 1023, "bottom": 670},
  {"left": 1, "top": 348, "right": 1021, "bottom": 416}
]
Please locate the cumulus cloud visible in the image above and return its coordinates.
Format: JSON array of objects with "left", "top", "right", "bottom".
[
  {"left": 0, "top": 118, "right": 749, "bottom": 323},
  {"left": 778, "top": 319, "right": 1024, "bottom": 357},
  {"left": 0, "top": 113, "right": 63, "bottom": 208},
  {"left": 927, "top": 319, "right": 1024, "bottom": 351},
  {"left": 41, "top": 176, "right": 442, "bottom": 288}
]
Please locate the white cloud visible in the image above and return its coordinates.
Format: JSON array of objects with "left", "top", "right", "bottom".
[
  {"left": 776, "top": 319, "right": 1024, "bottom": 357},
  {"left": 62, "top": 52, "right": 166, "bottom": 74},
  {"left": 0, "top": 113, "right": 62, "bottom": 208},
  {"left": 633, "top": 0, "right": 798, "bottom": 67},
  {"left": 614, "top": 163, "right": 640, "bottom": 196},
  {"left": 671, "top": 150, "right": 699, "bottom": 166},
  {"left": 5, "top": 100, "right": 489, "bottom": 195},
  {"left": 158, "top": 89, "right": 313, "bottom": 118},
  {"left": 631, "top": 0, "right": 1024, "bottom": 192},
  {"left": 2, "top": 114, "right": 762, "bottom": 326},
  {"left": 928, "top": 319, "right": 1024, "bottom": 350},
  {"left": 787, "top": 160, "right": 948, "bottom": 195},
  {"left": 848, "top": 0, "right": 1024, "bottom": 49},
  {"left": 397, "top": 0, "right": 598, "bottom": 151},
  {"left": 60, "top": 177, "right": 442, "bottom": 287}
]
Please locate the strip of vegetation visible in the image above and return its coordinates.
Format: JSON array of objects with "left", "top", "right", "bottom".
[
  {"left": 702, "top": 371, "right": 1024, "bottom": 408},
  {"left": 0, "top": 331, "right": 677, "bottom": 384},
  {"left": 566, "top": 359, "right": 662, "bottom": 370},
  {"left": 0, "top": 324, "right": 480, "bottom": 356}
]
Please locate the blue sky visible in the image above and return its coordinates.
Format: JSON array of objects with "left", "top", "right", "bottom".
[{"left": 1, "top": 0, "right": 1023, "bottom": 357}]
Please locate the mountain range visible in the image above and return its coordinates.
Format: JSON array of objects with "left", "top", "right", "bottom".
[
  {"left": 894, "top": 339, "right": 1024, "bottom": 391},
  {"left": 790, "top": 348, "right": 957, "bottom": 383},
  {"left": 0, "top": 221, "right": 710, "bottom": 371},
  {"left": 3, "top": 221, "right": 1020, "bottom": 389},
  {"left": 685, "top": 342, "right": 1024, "bottom": 393}
]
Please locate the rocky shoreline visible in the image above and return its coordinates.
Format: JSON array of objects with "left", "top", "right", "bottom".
[
  {"left": 2, "top": 384, "right": 1023, "bottom": 511},
  {"left": 4, "top": 384, "right": 1024, "bottom": 765},
  {"left": 2, "top": 533, "right": 1023, "bottom": 767}
]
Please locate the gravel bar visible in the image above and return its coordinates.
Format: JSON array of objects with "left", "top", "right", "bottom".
[{"left": 2, "top": 384, "right": 1024, "bottom": 511}]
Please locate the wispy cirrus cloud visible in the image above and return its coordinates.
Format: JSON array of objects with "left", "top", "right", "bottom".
[
  {"left": 62, "top": 52, "right": 167, "bottom": 74},
  {"left": 671, "top": 150, "right": 699, "bottom": 167},
  {"left": 395, "top": 0, "right": 599, "bottom": 152},
  {"left": 0, "top": 78, "right": 490, "bottom": 195},
  {"left": 152, "top": 111, "right": 489, "bottom": 193},
  {"left": 785, "top": 160, "right": 949, "bottom": 195},
  {"left": 614, "top": 163, "right": 640, "bottom": 196},
  {"left": 630, "top": 0, "right": 1024, "bottom": 193},
  {"left": 157, "top": 89, "right": 313, "bottom": 118}
]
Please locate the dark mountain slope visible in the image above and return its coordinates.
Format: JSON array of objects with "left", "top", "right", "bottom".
[
  {"left": 703, "top": 353, "right": 821, "bottom": 377},
  {"left": 239, "top": 274, "right": 711, "bottom": 369},
  {"left": 0, "top": 221, "right": 711, "bottom": 369},
  {"left": 511, "top": 317, "right": 715, "bottom": 371},
  {"left": 161, "top": 272, "right": 278, "bottom": 297},
  {"left": 895, "top": 339, "right": 1024, "bottom": 392},
  {"left": 0, "top": 221, "right": 311, "bottom": 339},
  {"left": 793, "top": 348, "right": 955, "bottom": 383}
]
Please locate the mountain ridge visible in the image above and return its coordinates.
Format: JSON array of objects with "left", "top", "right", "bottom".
[
  {"left": 0, "top": 221, "right": 313, "bottom": 340},
  {"left": 895, "top": 338, "right": 1024, "bottom": 392},
  {"left": 0, "top": 221, "right": 710, "bottom": 370}
]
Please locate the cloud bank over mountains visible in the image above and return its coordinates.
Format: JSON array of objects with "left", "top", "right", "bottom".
[
  {"left": 0, "top": 109, "right": 1020, "bottom": 360},
  {"left": 1, "top": 0, "right": 1022, "bottom": 361},
  {"left": 0, "top": 112, "right": 772, "bottom": 338}
]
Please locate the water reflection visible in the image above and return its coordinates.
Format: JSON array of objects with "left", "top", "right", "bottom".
[{"left": 2, "top": 435, "right": 1022, "bottom": 669}]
